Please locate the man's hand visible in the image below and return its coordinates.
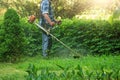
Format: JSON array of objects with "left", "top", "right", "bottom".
[{"left": 50, "top": 21, "right": 55, "bottom": 26}]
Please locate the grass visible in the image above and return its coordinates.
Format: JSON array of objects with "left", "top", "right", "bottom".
[{"left": 0, "top": 55, "right": 120, "bottom": 80}]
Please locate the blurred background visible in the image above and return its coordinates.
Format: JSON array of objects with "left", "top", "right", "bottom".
[{"left": 0, "top": 0, "right": 120, "bottom": 19}]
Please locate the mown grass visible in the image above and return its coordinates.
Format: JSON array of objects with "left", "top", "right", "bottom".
[{"left": 0, "top": 55, "right": 120, "bottom": 80}]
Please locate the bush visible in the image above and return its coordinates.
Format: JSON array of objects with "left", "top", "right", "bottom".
[
  {"left": 52, "top": 18, "right": 120, "bottom": 55},
  {"left": 0, "top": 8, "right": 25, "bottom": 62},
  {"left": 20, "top": 19, "right": 42, "bottom": 56}
]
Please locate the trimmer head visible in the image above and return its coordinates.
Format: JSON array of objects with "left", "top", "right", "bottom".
[{"left": 73, "top": 55, "right": 80, "bottom": 59}]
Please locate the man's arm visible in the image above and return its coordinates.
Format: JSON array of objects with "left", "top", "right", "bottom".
[{"left": 43, "top": 13, "right": 55, "bottom": 26}]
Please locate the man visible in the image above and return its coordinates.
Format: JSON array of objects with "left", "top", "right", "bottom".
[{"left": 40, "top": 0, "right": 61, "bottom": 57}]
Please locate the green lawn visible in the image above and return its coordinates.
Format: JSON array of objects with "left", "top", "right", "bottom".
[{"left": 0, "top": 55, "right": 120, "bottom": 80}]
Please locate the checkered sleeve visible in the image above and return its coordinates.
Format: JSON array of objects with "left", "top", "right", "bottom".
[{"left": 41, "top": 1, "right": 49, "bottom": 14}]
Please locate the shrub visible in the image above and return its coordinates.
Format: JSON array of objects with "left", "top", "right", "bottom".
[
  {"left": 20, "top": 19, "right": 42, "bottom": 56},
  {"left": 0, "top": 8, "right": 25, "bottom": 62},
  {"left": 52, "top": 18, "right": 120, "bottom": 55}
]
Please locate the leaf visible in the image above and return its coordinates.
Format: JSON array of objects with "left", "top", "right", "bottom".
[{"left": 56, "top": 64, "right": 65, "bottom": 70}]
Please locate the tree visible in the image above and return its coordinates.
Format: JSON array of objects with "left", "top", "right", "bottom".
[
  {"left": 1, "top": 0, "right": 119, "bottom": 18},
  {"left": 0, "top": 8, "right": 25, "bottom": 62},
  {"left": 0, "top": 0, "right": 92, "bottom": 18}
]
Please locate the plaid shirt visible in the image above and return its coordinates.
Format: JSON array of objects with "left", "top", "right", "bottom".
[{"left": 40, "top": 0, "right": 55, "bottom": 26}]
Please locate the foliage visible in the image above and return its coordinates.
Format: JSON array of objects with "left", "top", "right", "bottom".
[
  {"left": 0, "top": 8, "right": 25, "bottom": 62},
  {"left": 52, "top": 18, "right": 120, "bottom": 55},
  {"left": 0, "top": 0, "right": 40, "bottom": 17},
  {"left": 26, "top": 64, "right": 120, "bottom": 80},
  {"left": 26, "top": 64, "right": 38, "bottom": 80},
  {"left": 52, "top": 0, "right": 92, "bottom": 18},
  {"left": 20, "top": 19, "right": 42, "bottom": 56},
  {"left": 0, "top": 0, "right": 120, "bottom": 19},
  {"left": 0, "top": 55, "right": 120, "bottom": 79},
  {"left": 1, "top": 0, "right": 120, "bottom": 18}
]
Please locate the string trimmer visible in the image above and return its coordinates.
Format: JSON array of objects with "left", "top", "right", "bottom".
[{"left": 28, "top": 15, "right": 80, "bottom": 58}]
